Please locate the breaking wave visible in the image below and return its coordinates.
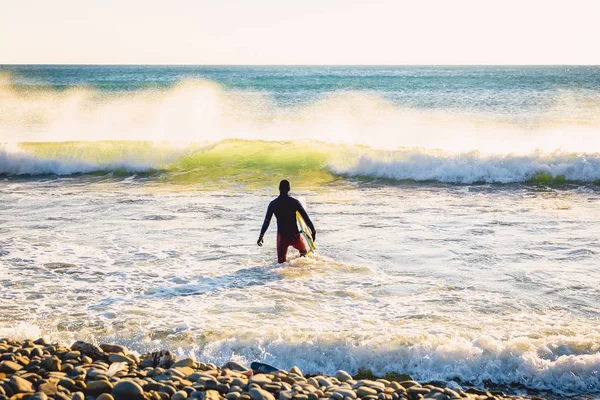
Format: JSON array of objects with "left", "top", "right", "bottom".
[
  {"left": 1, "top": 140, "right": 600, "bottom": 184},
  {"left": 2, "top": 75, "right": 600, "bottom": 184}
]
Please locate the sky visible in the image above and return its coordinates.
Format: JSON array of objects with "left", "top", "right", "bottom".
[{"left": 1, "top": 0, "right": 599, "bottom": 65}]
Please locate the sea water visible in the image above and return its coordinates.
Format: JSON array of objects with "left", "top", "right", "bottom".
[{"left": 0, "top": 66, "right": 599, "bottom": 396}]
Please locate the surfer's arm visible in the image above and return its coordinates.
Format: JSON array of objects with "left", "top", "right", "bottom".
[
  {"left": 297, "top": 202, "right": 316, "bottom": 240},
  {"left": 258, "top": 203, "right": 274, "bottom": 240}
]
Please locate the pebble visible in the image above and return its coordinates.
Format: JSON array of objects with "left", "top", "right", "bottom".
[
  {"left": 335, "top": 371, "right": 353, "bottom": 383},
  {"left": 9, "top": 375, "right": 34, "bottom": 393},
  {"left": 97, "top": 394, "right": 115, "bottom": 400},
  {"left": 100, "top": 344, "right": 129, "bottom": 355},
  {"left": 172, "top": 359, "right": 196, "bottom": 368},
  {"left": 223, "top": 362, "right": 250, "bottom": 372},
  {"left": 0, "top": 361, "right": 23, "bottom": 373},
  {"left": 86, "top": 380, "right": 114, "bottom": 394},
  {"left": 113, "top": 380, "right": 145, "bottom": 400},
  {"left": 72, "top": 392, "right": 85, "bottom": 400},
  {"left": 173, "top": 390, "right": 189, "bottom": 400},
  {"left": 250, "top": 387, "right": 277, "bottom": 400},
  {"left": 108, "top": 354, "right": 136, "bottom": 364},
  {"left": 357, "top": 387, "right": 378, "bottom": 398}
]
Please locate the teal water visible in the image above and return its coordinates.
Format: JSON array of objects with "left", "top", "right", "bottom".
[{"left": 3, "top": 65, "right": 600, "bottom": 113}]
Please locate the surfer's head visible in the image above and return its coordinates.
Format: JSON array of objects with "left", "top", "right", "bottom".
[{"left": 279, "top": 179, "right": 290, "bottom": 195}]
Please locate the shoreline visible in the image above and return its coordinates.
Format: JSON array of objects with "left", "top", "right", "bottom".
[{"left": 0, "top": 338, "right": 551, "bottom": 400}]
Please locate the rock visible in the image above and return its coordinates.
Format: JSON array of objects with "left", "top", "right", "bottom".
[
  {"left": 54, "top": 392, "right": 71, "bottom": 400},
  {"left": 159, "top": 386, "right": 177, "bottom": 397},
  {"left": 278, "top": 391, "right": 293, "bottom": 400},
  {"left": 71, "top": 342, "right": 105, "bottom": 360},
  {"left": 335, "top": 371, "right": 352, "bottom": 383},
  {"left": 357, "top": 387, "right": 378, "bottom": 398},
  {"left": 0, "top": 360, "right": 23, "bottom": 373},
  {"left": 6, "top": 394, "right": 31, "bottom": 400},
  {"left": 400, "top": 381, "right": 420, "bottom": 389},
  {"left": 172, "top": 358, "right": 195, "bottom": 369},
  {"left": 33, "top": 338, "right": 49, "bottom": 346},
  {"left": 100, "top": 344, "right": 129, "bottom": 355},
  {"left": 29, "top": 393, "right": 48, "bottom": 400},
  {"left": 407, "top": 387, "right": 431, "bottom": 396},
  {"left": 108, "top": 354, "right": 135, "bottom": 365},
  {"left": 85, "top": 380, "right": 114, "bottom": 395},
  {"left": 172, "top": 390, "right": 189, "bottom": 400},
  {"left": 37, "top": 381, "right": 58, "bottom": 395},
  {"left": 39, "top": 356, "right": 61, "bottom": 372},
  {"left": 146, "top": 351, "right": 175, "bottom": 369},
  {"left": 97, "top": 395, "right": 115, "bottom": 400},
  {"left": 63, "top": 352, "right": 81, "bottom": 360},
  {"left": 334, "top": 389, "right": 357, "bottom": 399},
  {"left": 249, "top": 388, "right": 276, "bottom": 400},
  {"left": 72, "top": 392, "right": 85, "bottom": 400},
  {"left": 57, "top": 378, "right": 77, "bottom": 392},
  {"left": 9, "top": 375, "right": 35, "bottom": 393},
  {"left": 112, "top": 380, "right": 145, "bottom": 400},
  {"left": 222, "top": 361, "right": 250, "bottom": 372},
  {"left": 249, "top": 375, "right": 271, "bottom": 385},
  {"left": 174, "top": 367, "right": 194, "bottom": 377},
  {"left": 200, "top": 390, "right": 221, "bottom": 400},
  {"left": 289, "top": 366, "right": 302, "bottom": 376}
]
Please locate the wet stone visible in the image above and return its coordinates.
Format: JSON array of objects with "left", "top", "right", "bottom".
[
  {"left": 172, "top": 359, "right": 195, "bottom": 369},
  {"left": 222, "top": 362, "right": 250, "bottom": 372},
  {"left": 72, "top": 392, "right": 85, "bottom": 400},
  {"left": 335, "top": 371, "right": 352, "bottom": 383},
  {"left": 173, "top": 390, "right": 189, "bottom": 400},
  {"left": 97, "top": 394, "right": 115, "bottom": 400},
  {"left": 400, "top": 382, "right": 420, "bottom": 389},
  {"left": 112, "top": 380, "right": 145, "bottom": 400},
  {"left": 108, "top": 354, "right": 135, "bottom": 365},
  {"left": 160, "top": 385, "right": 177, "bottom": 397},
  {"left": 357, "top": 387, "right": 378, "bottom": 398},
  {"left": 250, "top": 387, "right": 276, "bottom": 400},
  {"left": 29, "top": 393, "right": 48, "bottom": 400},
  {"left": 0, "top": 361, "right": 23, "bottom": 373},
  {"left": 9, "top": 375, "right": 35, "bottom": 393},
  {"left": 100, "top": 345, "right": 129, "bottom": 355},
  {"left": 85, "top": 380, "right": 114, "bottom": 395}
]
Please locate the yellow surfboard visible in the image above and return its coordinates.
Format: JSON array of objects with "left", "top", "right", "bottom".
[{"left": 296, "top": 211, "right": 316, "bottom": 254}]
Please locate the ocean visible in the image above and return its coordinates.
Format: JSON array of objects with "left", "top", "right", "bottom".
[{"left": 0, "top": 65, "right": 599, "bottom": 397}]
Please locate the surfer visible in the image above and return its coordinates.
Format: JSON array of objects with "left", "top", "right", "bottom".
[{"left": 257, "top": 180, "right": 316, "bottom": 263}]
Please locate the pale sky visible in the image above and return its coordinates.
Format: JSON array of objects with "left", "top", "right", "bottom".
[{"left": 1, "top": 0, "right": 599, "bottom": 65}]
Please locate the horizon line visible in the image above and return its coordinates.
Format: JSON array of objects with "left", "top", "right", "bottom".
[{"left": 1, "top": 63, "right": 599, "bottom": 67}]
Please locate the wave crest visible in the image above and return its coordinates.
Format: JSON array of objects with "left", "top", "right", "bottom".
[{"left": 2, "top": 140, "right": 600, "bottom": 184}]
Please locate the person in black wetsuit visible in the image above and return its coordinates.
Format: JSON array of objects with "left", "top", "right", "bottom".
[{"left": 257, "top": 180, "right": 316, "bottom": 263}]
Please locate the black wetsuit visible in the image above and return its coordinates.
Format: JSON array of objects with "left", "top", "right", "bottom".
[{"left": 260, "top": 194, "right": 315, "bottom": 240}]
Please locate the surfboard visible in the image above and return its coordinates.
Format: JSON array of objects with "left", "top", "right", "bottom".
[{"left": 296, "top": 211, "right": 316, "bottom": 254}]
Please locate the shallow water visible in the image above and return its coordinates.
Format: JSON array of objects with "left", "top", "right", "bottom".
[{"left": 1, "top": 177, "right": 599, "bottom": 395}]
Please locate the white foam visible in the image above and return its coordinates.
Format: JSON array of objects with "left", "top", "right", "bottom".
[{"left": 328, "top": 148, "right": 600, "bottom": 183}]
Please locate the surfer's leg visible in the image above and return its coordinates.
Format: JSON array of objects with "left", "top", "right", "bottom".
[
  {"left": 276, "top": 233, "right": 288, "bottom": 263},
  {"left": 291, "top": 235, "right": 308, "bottom": 256}
]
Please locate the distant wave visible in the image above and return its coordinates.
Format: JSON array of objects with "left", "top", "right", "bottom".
[{"left": 2, "top": 140, "right": 600, "bottom": 184}]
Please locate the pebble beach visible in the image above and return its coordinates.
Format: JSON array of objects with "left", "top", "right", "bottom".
[{"left": 0, "top": 339, "right": 546, "bottom": 400}]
